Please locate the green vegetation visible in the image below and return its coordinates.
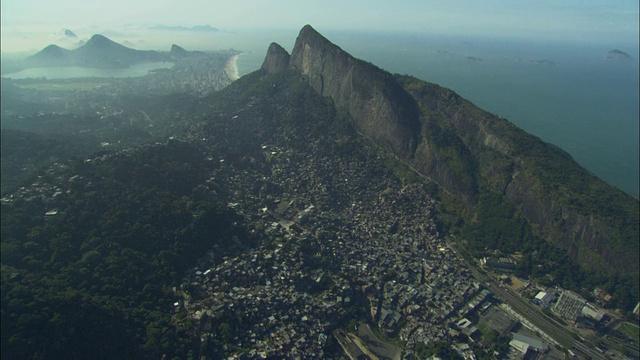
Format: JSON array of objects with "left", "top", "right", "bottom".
[
  {"left": 1, "top": 141, "right": 258, "bottom": 359},
  {"left": 413, "top": 341, "right": 463, "bottom": 360},
  {"left": 0, "top": 129, "right": 101, "bottom": 196},
  {"left": 477, "top": 323, "right": 498, "bottom": 346},
  {"left": 448, "top": 177, "right": 638, "bottom": 311},
  {"left": 618, "top": 322, "right": 640, "bottom": 341},
  {"left": 398, "top": 75, "right": 479, "bottom": 200},
  {"left": 368, "top": 322, "right": 406, "bottom": 349},
  {"left": 492, "top": 119, "right": 639, "bottom": 271},
  {"left": 2, "top": 33, "right": 639, "bottom": 358},
  {"left": 396, "top": 74, "right": 639, "bottom": 313},
  {"left": 382, "top": 153, "right": 424, "bottom": 186}
]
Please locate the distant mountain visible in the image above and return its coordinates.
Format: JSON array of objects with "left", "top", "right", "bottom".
[
  {"left": 25, "top": 34, "right": 165, "bottom": 69},
  {"left": 27, "top": 44, "right": 73, "bottom": 67},
  {"left": 606, "top": 49, "right": 632, "bottom": 60},
  {"left": 169, "top": 44, "right": 189, "bottom": 58},
  {"left": 63, "top": 29, "right": 78, "bottom": 38}
]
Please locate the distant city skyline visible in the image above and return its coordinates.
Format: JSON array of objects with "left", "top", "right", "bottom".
[{"left": 2, "top": 0, "right": 638, "bottom": 53}]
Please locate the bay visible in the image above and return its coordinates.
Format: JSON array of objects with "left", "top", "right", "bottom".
[{"left": 2, "top": 61, "right": 174, "bottom": 80}]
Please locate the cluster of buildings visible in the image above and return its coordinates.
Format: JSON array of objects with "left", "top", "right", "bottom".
[
  {"left": 1, "top": 161, "right": 76, "bottom": 210},
  {"left": 8, "top": 63, "right": 626, "bottom": 359},
  {"left": 480, "top": 257, "right": 517, "bottom": 272},
  {"left": 1, "top": 49, "right": 236, "bottom": 153},
  {"left": 172, "top": 106, "right": 498, "bottom": 358},
  {"left": 551, "top": 290, "right": 608, "bottom": 328}
]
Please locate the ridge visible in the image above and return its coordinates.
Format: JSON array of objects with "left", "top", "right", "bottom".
[
  {"left": 261, "top": 43, "right": 290, "bottom": 74},
  {"left": 287, "top": 25, "right": 421, "bottom": 159},
  {"left": 257, "top": 24, "right": 638, "bottom": 279},
  {"left": 25, "top": 34, "right": 162, "bottom": 69}
]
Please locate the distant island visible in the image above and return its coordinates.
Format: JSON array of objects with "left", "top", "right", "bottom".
[
  {"left": 150, "top": 24, "right": 220, "bottom": 32},
  {"left": 529, "top": 59, "right": 555, "bottom": 65},
  {"left": 465, "top": 56, "right": 483, "bottom": 62},
  {"left": 606, "top": 49, "right": 632, "bottom": 61}
]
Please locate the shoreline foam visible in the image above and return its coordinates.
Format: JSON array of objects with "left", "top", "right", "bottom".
[{"left": 224, "top": 53, "right": 241, "bottom": 81}]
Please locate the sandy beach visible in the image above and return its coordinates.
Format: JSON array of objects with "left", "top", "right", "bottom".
[{"left": 224, "top": 53, "right": 241, "bottom": 81}]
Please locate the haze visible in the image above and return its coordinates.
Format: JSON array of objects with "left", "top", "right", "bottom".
[{"left": 2, "top": 0, "right": 639, "bottom": 54}]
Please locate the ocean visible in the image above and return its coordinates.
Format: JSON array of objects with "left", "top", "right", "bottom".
[
  {"left": 235, "top": 30, "right": 639, "bottom": 197},
  {"left": 2, "top": 27, "right": 637, "bottom": 196}
]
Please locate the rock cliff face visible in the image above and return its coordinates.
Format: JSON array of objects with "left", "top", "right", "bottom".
[
  {"left": 261, "top": 43, "right": 290, "bottom": 74},
  {"left": 170, "top": 44, "right": 189, "bottom": 58},
  {"left": 262, "top": 25, "right": 420, "bottom": 159},
  {"left": 260, "top": 25, "right": 639, "bottom": 276},
  {"left": 401, "top": 77, "right": 638, "bottom": 273}
]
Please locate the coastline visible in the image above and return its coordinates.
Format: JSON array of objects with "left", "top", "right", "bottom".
[{"left": 224, "top": 53, "right": 241, "bottom": 81}]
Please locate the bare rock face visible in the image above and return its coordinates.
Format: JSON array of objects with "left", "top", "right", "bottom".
[
  {"left": 289, "top": 25, "right": 420, "bottom": 158},
  {"left": 261, "top": 43, "right": 291, "bottom": 74},
  {"left": 260, "top": 25, "right": 475, "bottom": 199},
  {"left": 256, "top": 25, "right": 639, "bottom": 277}
]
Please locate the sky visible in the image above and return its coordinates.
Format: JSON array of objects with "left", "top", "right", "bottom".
[
  {"left": 1, "top": 0, "right": 639, "bottom": 53},
  {"left": 0, "top": 0, "right": 638, "bottom": 196}
]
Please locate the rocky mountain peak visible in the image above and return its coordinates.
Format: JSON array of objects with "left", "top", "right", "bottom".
[
  {"left": 170, "top": 44, "right": 189, "bottom": 57},
  {"left": 40, "top": 44, "right": 69, "bottom": 55},
  {"left": 288, "top": 25, "right": 420, "bottom": 159},
  {"left": 295, "top": 24, "right": 333, "bottom": 48},
  {"left": 606, "top": 49, "right": 632, "bottom": 61},
  {"left": 261, "top": 42, "right": 290, "bottom": 74},
  {"left": 84, "top": 34, "right": 116, "bottom": 47},
  {"left": 64, "top": 29, "right": 78, "bottom": 38}
]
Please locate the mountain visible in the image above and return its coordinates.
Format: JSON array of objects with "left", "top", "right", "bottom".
[
  {"left": 63, "top": 29, "right": 78, "bottom": 38},
  {"left": 606, "top": 49, "right": 632, "bottom": 61},
  {"left": 25, "top": 34, "right": 164, "bottom": 68},
  {"left": 2, "top": 24, "right": 638, "bottom": 359},
  {"left": 289, "top": 26, "right": 421, "bottom": 161},
  {"left": 26, "top": 44, "right": 73, "bottom": 67},
  {"left": 169, "top": 44, "right": 189, "bottom": 58},
  {"left": 263, "top": 25, "right": 639, "bottom": 280}
]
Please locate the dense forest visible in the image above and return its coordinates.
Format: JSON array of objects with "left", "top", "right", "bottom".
[{"left": 1, "top": 141, "right": 259, "bottom": 359}]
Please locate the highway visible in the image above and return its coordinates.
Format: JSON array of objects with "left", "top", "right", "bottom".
[
  {"left": 475, "top": 268, "right": 606, "bottom": 360},
  {"left": 449, "top": 239, "right": 608, "bottom": 360}
]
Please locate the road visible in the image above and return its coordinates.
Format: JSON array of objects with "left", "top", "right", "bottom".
[
  {"left": 478, "top": 269, "right": 606, "bottom": 359},
  {"left": 449, "top": 239, "right": 608, "bottom": 360}
]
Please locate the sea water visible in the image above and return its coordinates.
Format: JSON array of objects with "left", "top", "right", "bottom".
[
  {"left": 2, "top": 61, "right": 174, "bottom": 80},
  {"left": 236, "top": 31, "right": 639, "bottom": 197}
]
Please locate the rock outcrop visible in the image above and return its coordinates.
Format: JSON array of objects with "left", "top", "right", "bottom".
[
  {"left": 606, "top": 49, "right": 632, "bottom": 61},
  {"left": 261, "top": 25, "right": 420, "bottom": 159},
  {"left": 170, "top": 44, "right": 189, "bottom": 58},
  {"left": 261, "top": 43, "right": 290, "bottom": 74},
  {"left": 259, "top": 25, "right": 639, "bottom": 276}
]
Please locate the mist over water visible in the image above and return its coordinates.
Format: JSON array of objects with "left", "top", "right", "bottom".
[{"left": 3, "top": 62, "right": 174, "bottom": 79}]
